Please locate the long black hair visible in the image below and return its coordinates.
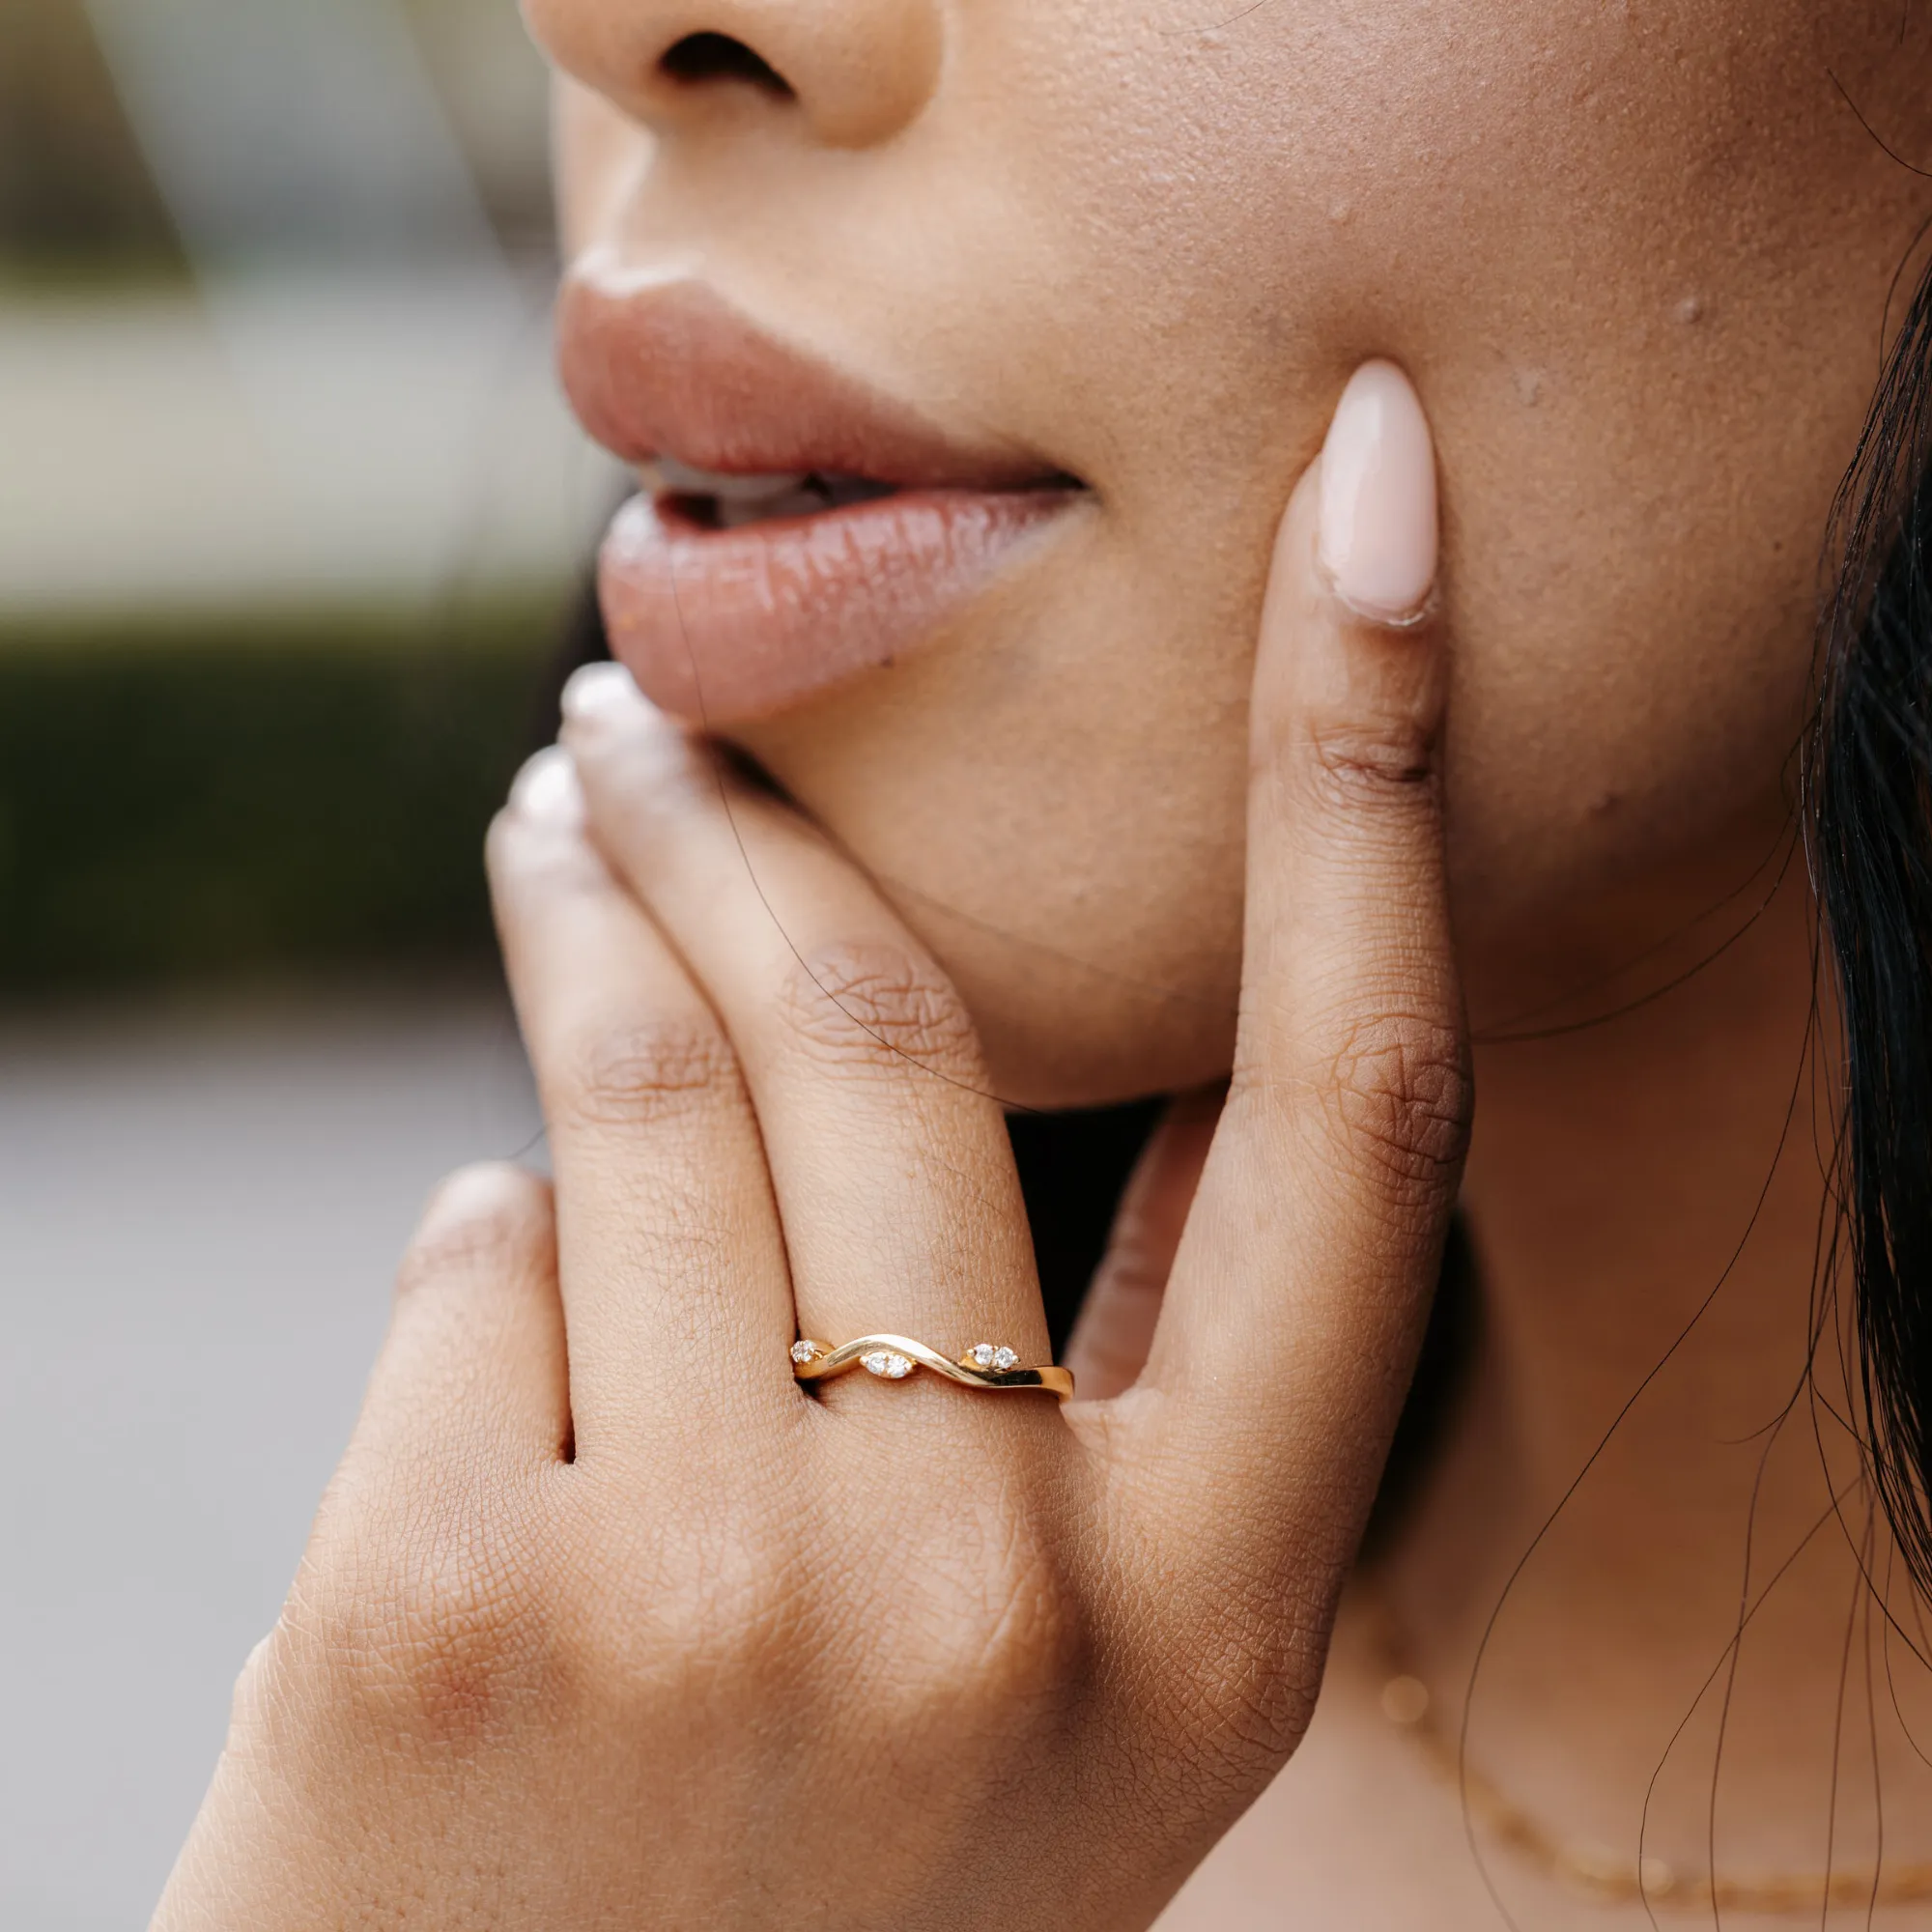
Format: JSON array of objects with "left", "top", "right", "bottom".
[{"left": 1809, "top": 242, "right": 1932, "bottom": 1598}]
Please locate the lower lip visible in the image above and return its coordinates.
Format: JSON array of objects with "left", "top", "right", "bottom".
[{"left": 596, "top": 486, "right": 1076, "bottom": 724}]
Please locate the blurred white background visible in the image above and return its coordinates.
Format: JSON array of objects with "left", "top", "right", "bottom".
[
  {"left": 1, "top": 4, "right": 601, "bottom": 1921},
  {"left": 5, "top": 0, "right": 618, "bottom": 613},
  {"left": 1, "top": 996, "right": 537, "bottom": 1927}
]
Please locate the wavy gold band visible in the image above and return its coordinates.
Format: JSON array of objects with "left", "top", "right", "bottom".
[{"left": 790, "top": 1334, "right": 1074, "bottom": 1400}]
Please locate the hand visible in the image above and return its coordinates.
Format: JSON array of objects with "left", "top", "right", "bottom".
[{"left": 155, "top": 362, "right": 1465, "bottom": 1931}]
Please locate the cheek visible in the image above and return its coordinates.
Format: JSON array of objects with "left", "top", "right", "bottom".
[
  {"left": 1002, "top": 0, "right": 1901, "bottom": 939},
  {"left": 1435, "top": 369, "right": 1829, "bottom": 939}
]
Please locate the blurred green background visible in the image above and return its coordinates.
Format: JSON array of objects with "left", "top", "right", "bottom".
[
  {"left": 0, "top": 605, "right": 565, "bottom": 986},
  {"left": 1, "top": 0, "right": 617, "bottom": 989}
]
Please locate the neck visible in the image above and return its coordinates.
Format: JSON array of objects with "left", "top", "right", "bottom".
[{"left": 1379, "top": 846, "right": 1932, "bottom": 1879}]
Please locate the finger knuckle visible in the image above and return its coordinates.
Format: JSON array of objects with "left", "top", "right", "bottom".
[
  {"left": 560, "top": 1494, "right": 810, "bottom": 1706},
  {"left": 1301, "top": 716, "right": 1437, "bottom": 813},
  {"left": 399, "top": 1164, "right": 553, "bottom": 1299},
  {"left": 775, "top": 940, "right": 982, "bottom": 1085},
  {"left": 1314, "top": 1009, "right": 1471, "bottom": 1200},
  {"left": 865, "top": 1505, "right": 1085, "bottom": 1724},
  {"left": 554, "top": 1016, "right": 741, "bottom": 1134},
  {"left": 225, "top": 1633, "right": 278, "bottom": 1738},
  {"left": 285, "top": 1472, "right": 554, "bottom": 1752}
]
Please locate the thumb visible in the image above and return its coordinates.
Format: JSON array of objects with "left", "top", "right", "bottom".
[{"left": 1132, "top": 358, "right": 1469, "bottom": 1613}]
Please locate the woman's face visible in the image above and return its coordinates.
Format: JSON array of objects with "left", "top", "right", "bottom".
[{"left": 531, "top": 0, "right": 1931, "bottom": 1107}]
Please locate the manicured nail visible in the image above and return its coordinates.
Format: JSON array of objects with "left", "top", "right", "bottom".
[
  {"left": 1317, "top": 360, "right": 1438, "bottom": 625},
  {"left": 509, "top": 745, "right": 585, "bottom": 827},
  {"left": 560, "top": 659, "right": 647, "bottom": 725}
]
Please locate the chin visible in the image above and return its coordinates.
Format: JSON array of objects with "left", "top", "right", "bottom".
[
  {"left": 731, "top": 735, "right": 1244, "bottom": 1112},
  {"left": 897, "top": 893, "right": 1237, "bottom": 1113}
]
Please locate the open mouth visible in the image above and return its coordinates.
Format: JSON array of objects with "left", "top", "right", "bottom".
[
  {"left": 558, "top": 274, "right": 1083, "bottom": 722},
  {"left": 643, "top": 457, "right": 1083, "bottom": 536},
  {"left": 645, "top": 459, "right": 905, "bottom": 530}
]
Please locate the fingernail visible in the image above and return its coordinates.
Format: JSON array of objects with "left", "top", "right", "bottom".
[
  {"left": 508, "top": 745, "right": 585, "bottom": 827},
  {"left": 1317, "top": 360, "right": 1438, "bottom": 625},
  {"left": 560, "top": 659, "right": 648, "bottom": 726}
]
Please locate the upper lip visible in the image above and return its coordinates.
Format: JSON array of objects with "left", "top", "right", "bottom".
[{"left": 555, "top": 264, "right": 1065, "bottom": 493}]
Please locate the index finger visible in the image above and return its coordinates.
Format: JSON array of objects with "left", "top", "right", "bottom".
[{"left": 1135, "top": 363, "right": 1468, "bottom": 1586}]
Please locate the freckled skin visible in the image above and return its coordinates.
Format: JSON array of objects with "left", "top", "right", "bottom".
[{"left": 551, "top": 2, "right": 1932, "bottom": 1106}]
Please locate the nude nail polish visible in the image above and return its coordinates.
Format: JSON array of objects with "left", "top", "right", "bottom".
[
  {"left": 509, "top": 745, "right": 585, "bottom": 827},
  {"left": 1317, "top": 360, "right": 1438, "bottom": 625},
  {"left": 560, "top": 660, "right": 646, "bottom": 724}
]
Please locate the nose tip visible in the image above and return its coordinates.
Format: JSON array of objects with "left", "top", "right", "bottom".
[{"left": 528, "top": 0, "right": 943, "bottom": 151}]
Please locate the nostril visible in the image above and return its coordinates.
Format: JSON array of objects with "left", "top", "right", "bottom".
[{"left": 660, "top": 32, "right": 794, "bottom": 97}]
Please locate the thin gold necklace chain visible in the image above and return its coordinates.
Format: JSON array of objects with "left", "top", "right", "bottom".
[{"left": 1369, "top": 1611, "right": 1932, "bottom": 1915}]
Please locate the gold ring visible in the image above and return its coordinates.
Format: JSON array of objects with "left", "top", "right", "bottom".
[{"left": 790, "top": 1334, "right": 1074, "bottom": 1400}]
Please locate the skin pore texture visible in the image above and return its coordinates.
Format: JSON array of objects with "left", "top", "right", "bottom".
[{"left": 539, "top": 1, "right": 1932, "bottom": 1922}]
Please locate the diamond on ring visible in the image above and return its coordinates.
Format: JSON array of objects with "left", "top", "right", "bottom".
[
  {"left": 970, "top": 1341, "right": 1021, "bottom": 1372},
  {"left": 861, "top": 1349, "right": 916, "bottom": 1380},
  {"left": 789, "top": 1339, "right": 820, "bottom": 1366}
]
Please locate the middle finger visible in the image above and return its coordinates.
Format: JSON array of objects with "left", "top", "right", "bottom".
[{"left": 561, "top": 664, "right": 1051, "bottom": 1386}]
